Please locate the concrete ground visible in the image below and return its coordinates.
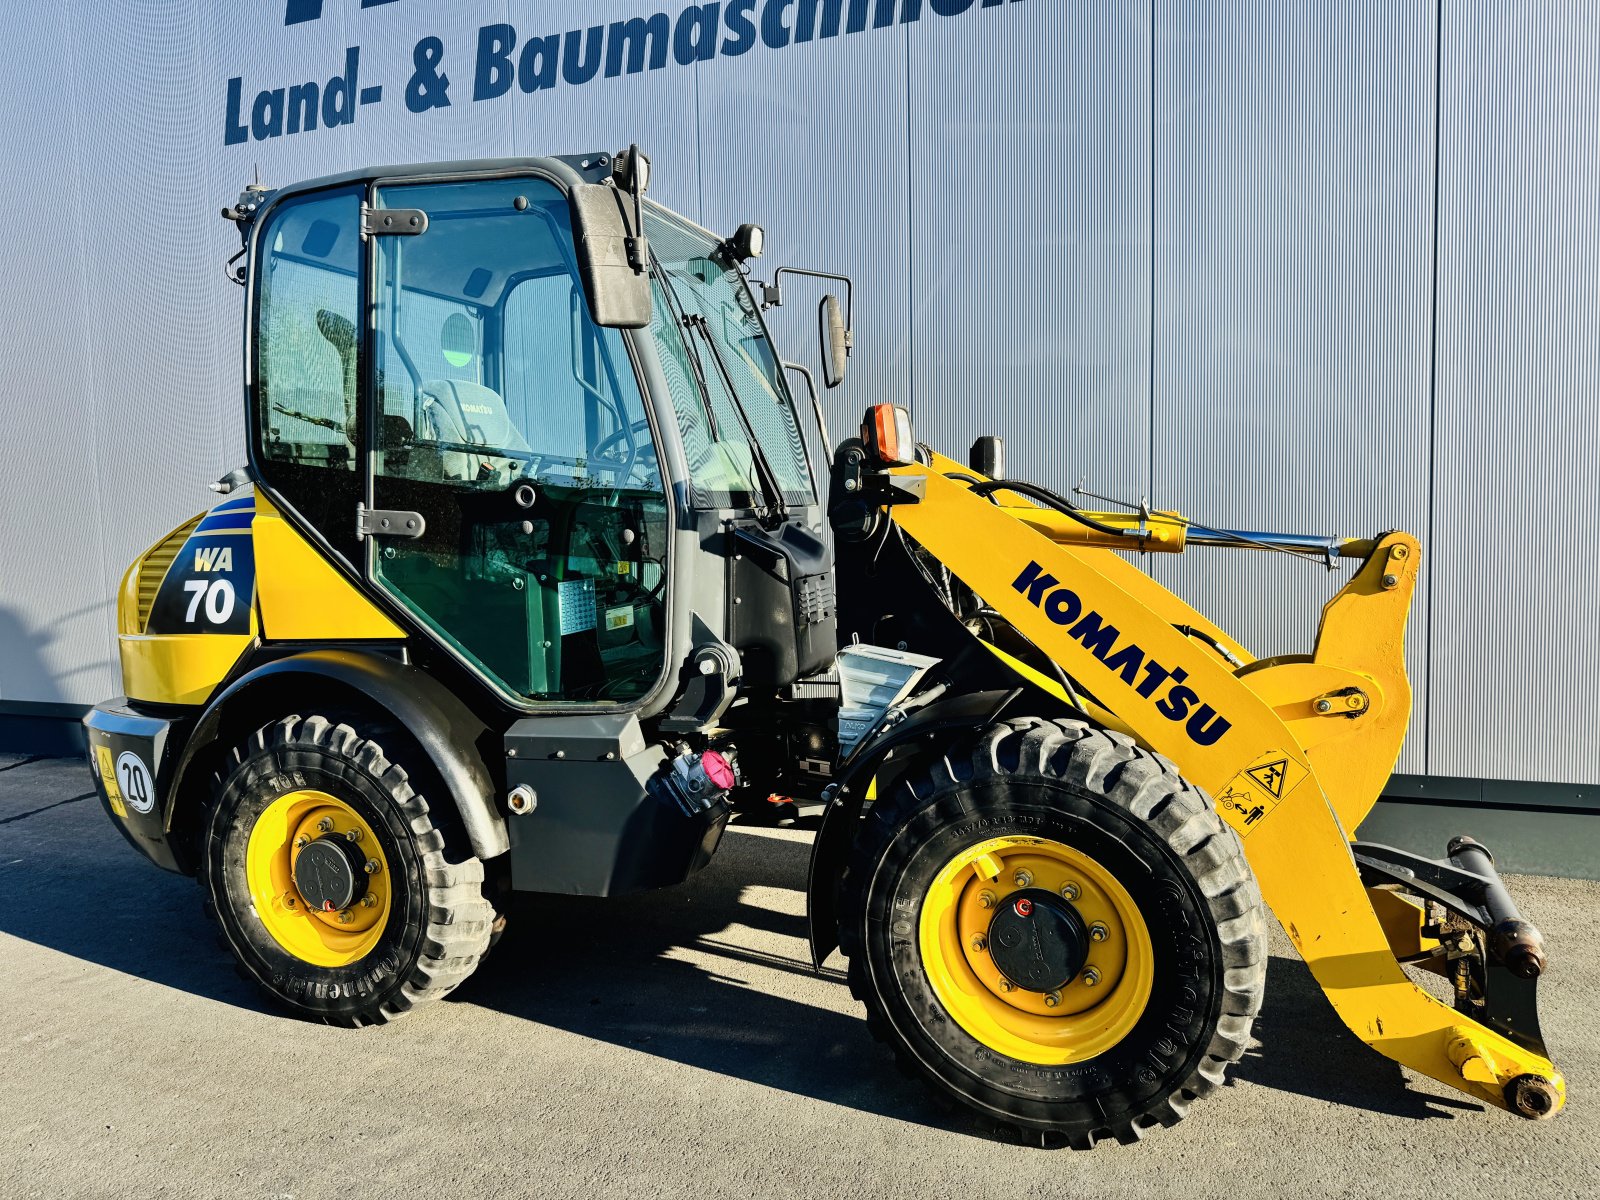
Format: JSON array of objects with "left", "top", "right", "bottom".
[{"left": 1, "top": 753, "right": 1594, "bottom": 1200}]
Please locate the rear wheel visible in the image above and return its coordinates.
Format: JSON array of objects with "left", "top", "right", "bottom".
[
  {"left": 841, "top": 716, "right": 1266, "bottom": 1147},
  {"left": 200, "top": 714, "right": 496, "bottom": 1026}
]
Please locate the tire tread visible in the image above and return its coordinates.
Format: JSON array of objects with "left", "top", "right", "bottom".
[
  {"left": 839, "top": 715, "right": 1266, "bottom": 1148},
  {"left": 198, "top": 713, "right": 495, "bottom": 1027}
]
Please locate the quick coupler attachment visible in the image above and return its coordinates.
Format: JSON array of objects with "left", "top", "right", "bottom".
[{"left": 1354, "top": 835, "right": 1563, "bottom": 1120}]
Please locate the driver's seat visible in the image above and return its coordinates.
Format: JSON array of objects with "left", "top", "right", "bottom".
[{"left": 417, "top": 379, "right": 531, "bottom": 482}]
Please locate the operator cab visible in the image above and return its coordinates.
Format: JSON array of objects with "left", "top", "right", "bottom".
[{"left": 245, "top": 158, "right": 830, "bottom": 715}]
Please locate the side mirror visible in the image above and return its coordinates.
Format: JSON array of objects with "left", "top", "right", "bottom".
[
  {"left": 820, "top": 294, "right": 852, "bottom": 388},
  {"left": 569, "top": 182, "right": 652, "bottom": 329}
]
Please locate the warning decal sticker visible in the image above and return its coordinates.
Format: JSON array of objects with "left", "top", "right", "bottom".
[
  {"left": 1215, "top": 751, "right": 1307, "bottom": 837},
  {"left": 1245, "top": 759, "right": 1290, "bottom": 798}
]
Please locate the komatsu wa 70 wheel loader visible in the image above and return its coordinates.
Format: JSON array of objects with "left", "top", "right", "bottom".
[{"left": 84, "top": 149, "right": 1563, "bottom": 1146}]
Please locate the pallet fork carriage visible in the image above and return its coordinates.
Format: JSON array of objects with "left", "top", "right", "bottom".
[{"left": 84, "top": 149, "right": 1561, "bottom": 1145}]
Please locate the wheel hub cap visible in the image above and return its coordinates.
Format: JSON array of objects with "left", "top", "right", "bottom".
[
  {"left": 293, "top": 834, "right": 369, "bottom": 913},
  {"left": 916, "top": 835, "right": 1155, "bottom": 1066},
  {"left": 987, "top": 888, "right": 1089, "bottom": 993}
]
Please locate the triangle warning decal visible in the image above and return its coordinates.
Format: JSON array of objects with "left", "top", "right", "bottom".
[{"left": 1245, "top": 759, "right": 1289, "bottom": 799}]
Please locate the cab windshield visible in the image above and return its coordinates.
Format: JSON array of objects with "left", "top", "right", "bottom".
[{"left": 643, "top": 205, "right": 815, "bottom": 510}]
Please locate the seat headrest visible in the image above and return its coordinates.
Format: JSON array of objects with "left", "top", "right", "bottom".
[{"left": 419, "top": 380, "right": 530, "bottom": 455}]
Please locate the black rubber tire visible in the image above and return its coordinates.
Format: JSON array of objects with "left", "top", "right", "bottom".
[
  {"left": 200, "top": 714, "right": 496, "bottom": 1027},
  {"left": 840, "top": 716, "right": 1266, "bottom": 1148}
]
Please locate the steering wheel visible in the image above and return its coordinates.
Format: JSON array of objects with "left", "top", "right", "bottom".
[
  {"left": 590, "top": 418, "right": 658, "bottom": 487},
  {"left": 592, "top": 417, "right": 653, "bottom": 465}
]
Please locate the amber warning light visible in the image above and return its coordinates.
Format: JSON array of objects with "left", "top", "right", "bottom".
[{"left": 863, "top": 403, "right": 915, "bottom": 467}]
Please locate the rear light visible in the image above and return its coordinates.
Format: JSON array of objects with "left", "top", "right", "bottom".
[{"left": 862, "top": 403, "right": 915, "bottom": 467}]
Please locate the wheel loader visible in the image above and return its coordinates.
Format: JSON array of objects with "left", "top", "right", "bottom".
[{"left": 83, "top": 148, "right": 1563, "bottom": 1146}]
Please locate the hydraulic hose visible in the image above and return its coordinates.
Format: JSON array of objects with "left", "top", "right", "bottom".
[{"left": 967, "top": 478, "right": 1127, "bottom": 538}]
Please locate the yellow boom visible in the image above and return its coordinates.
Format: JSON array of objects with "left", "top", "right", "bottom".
[{"left": 885, "top": 455, "right": 1564, "bottom": 1119}]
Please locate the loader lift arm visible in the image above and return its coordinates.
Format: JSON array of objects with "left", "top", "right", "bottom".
[{"left": 844, "top": 431, "right": 1563, "bottom": 1120}]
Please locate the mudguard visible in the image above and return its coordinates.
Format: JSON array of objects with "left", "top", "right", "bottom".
[
  {"left": 173, "top": 648, "right": 509, "bottom": 863},
  {"left": 806, "top": 687, "right": 1018, "bottom": 969}
]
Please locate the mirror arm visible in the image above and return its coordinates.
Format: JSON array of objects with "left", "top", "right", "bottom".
[
  {"left": 621, "top": 143, "right": 650, "bottom": 275},
  {"left": 764, "top": 266, "right": 854, "bottom": 333}
]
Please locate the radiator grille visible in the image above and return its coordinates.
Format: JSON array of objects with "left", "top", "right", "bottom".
[{"left": 135, "top": 515, "right": 201, "bottom": 631}]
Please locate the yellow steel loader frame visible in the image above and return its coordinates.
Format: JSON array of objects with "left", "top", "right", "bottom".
[{"left": 884, "top": 452, "right": 1564, "bottom": 1118}]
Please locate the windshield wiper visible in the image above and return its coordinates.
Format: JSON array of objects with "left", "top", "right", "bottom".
[
  {"left": 685, "top": 311, "right": 789, "bottom": 528},
  {"left": 653, "top": 258, "right": 788, "bottom": 525},
  {"left": 650, "top": 259, "right": 725, "bottom": 443},
  {"left": 272, "top": 402, "right": 346, "bottom": 436}
]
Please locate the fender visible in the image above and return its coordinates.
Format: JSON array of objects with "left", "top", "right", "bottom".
[
  {"left": 172, "top": 647, "right": 509, "bottom": 862},
  {"left": 805, "top": 688, "right": 1019, "bottom": 969}
]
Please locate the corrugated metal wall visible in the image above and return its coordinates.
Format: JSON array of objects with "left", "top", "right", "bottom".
[
  {"left": 1430, "top": 2, "right": 1600, "bottom": 783},
  {"left": 1150, "top": 3, "right": 1438, "bottom": 774},
  {"left": 0, "top": 1, "right": 1593, "bottom": 787}
]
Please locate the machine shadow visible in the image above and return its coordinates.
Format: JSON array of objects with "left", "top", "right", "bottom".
[
  {"left": 0, "top": 791, "right": 964, "bottom": 1134},
  {"left": 463, "top": 824, "right": 1486, "bottom": 1130},
  {"left": 1232, "top": 953, "right": 1483, "bottom": 1120},
  {"left": 4, "top": 772, "right": 1481, "bottom": 1134},
  {"left": 0, "top": 762, "right": 278, "bottom": 1017},
  {"left": 450, "top": 823, "right": 973, "bottom": 1136}
]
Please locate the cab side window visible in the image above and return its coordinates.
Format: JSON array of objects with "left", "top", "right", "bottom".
[
  {"left": 252, "top": 186, "right": 365, "bottom": 564},
  {"left": 256, "top": 188, "right": 362, "bottom": 472}
]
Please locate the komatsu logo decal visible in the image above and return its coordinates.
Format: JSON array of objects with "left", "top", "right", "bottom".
[{"left": 1011, "top": 561, "right": 1232, "bottom": 748}]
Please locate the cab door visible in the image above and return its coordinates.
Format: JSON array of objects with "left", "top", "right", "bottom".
[{"left": 364, "top": 176, "right": 669, "bottom": 705}]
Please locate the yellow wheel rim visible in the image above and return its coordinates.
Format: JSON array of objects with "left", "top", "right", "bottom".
[
  {"left": 244, "top": 789, "right": 391, "bottom": 968},
  {"left": 918, "top": 835, "right": 1154, "bottom": 1065}
]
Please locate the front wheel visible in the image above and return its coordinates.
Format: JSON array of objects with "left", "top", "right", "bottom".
[
  {"left": 200, "top": 714, "right": 496, "bottom": 1026},
  {"left": 841, "top": 717, "right": 1266, "bottom": 1147}
]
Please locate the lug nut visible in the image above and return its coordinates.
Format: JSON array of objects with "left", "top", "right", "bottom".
[
  {"left": 1060, "top": 882, "right": 1081, "bottom": 902},
  {"left": 977, "top": 890, "right": 997, "bottom": 910},
  {"left": 998, "top": 980, "right": 1015, "bottom": 993},
  {"left": 364, "top": 858, "right": 381, "bottom": 875},
  {"left": 1082, "top": 967, "right": 1102, "bottom": 987},
  {"left": 1089, "top": 922, "right": 1109, "bottom": 942},
  {"left": 361, "top": 894, "right": 379, "bottom": 909},
  {"left": 294, "top": 834, "right": 309, "bottom": 849},
  {"left": 283, "top": 895, "right": 298, "bottom": 910},
  {"left": 317, "top": 817, "right": 335, "bottom": 833},
  {"left": 1013, "top": 869, "right": 1033, "bottom": 888},
  {"left": 345, "top": 828, "right": 363, "bottom": 843},
  {"left": 337, "top": 910, "right": 355, "bottom": 924},
  {"left": 1043, "top": 990, "right": 1062, "bottom": 1008},
  {"left": 970, "top": 935, "right": 988, "bottom": 953}
]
